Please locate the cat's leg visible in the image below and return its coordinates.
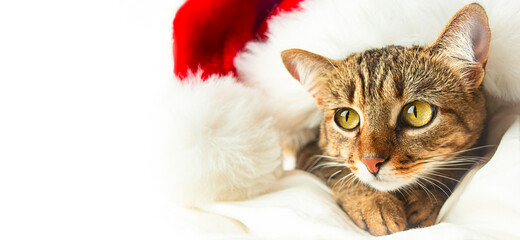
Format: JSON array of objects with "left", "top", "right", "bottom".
[
  {"left": 297, "top": 142, "right": 407, "bottom": 236},
  {"left": 403, "top": 169, "right": 465, "bottom": 228},
  {"left": 402, "top": 186, "right": 448, "bottom": 228},
  {"left": 333, "top": 177, "right": 407, "bottom": 236}
]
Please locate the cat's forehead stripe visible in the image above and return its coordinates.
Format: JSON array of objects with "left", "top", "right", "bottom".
[
  {"left": 355, "top": 46, "right": 407, "bottom": 104},
  {"left": 325, "top": 45, "right": 470, "bottom": 113},
  {"left": 340, "top": 46, "right": 420, "bottom": 103}
]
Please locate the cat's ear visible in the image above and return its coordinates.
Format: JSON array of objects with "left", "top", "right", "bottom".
[
  {"left": 281, "top": 49, "right": 335, "bottom": 98},
  {"left": 427, "top": 3, "right": 491, "bottom": 86}
]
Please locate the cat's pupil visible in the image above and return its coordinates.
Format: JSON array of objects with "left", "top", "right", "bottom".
[
  {"left": 342, "top": 110, "right": 350, "bottom": 120},
  {"left": 408, "top": 105, "right": 417, "bottom": 118}
]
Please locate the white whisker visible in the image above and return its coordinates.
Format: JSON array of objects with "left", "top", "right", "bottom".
[
  {"left": 305, "top": 155, "right": 322, "bottom": 172},
  {"left": 419, "top": 145, "right": 496, "bottom": 160},
  {"left": 338, "top": 173, "right": 357, "bottom": 190},
  {"left": 430, "top": 167, "right": 471, "bottom": 171},
  {"left": 333, "top": 172, "right": 354, "bottom": 189},
  {"left": 314, "top": 154, "right": 344, "bottom": 161},
  {"left": 425, "top": 171, "right": 460, "bottom": 183},
  {"left": 423, "top": 175, "right": 452, "bottom": 194},
  {"left": 327, "top": 169, "right": 344, "bottom": 184},
  {"left": 308, "top": 162, "right": 346, "bottom": 172},
  {"left": 416, "top": 179, "right": 437, "bottom": 203},
  {"left": 421, "top": 176, "right": 450, "bottom": 198}
]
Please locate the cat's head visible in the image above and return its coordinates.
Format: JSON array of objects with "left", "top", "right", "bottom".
[{"left": 281, "top": 4, "right": 490, "bottom": 191}]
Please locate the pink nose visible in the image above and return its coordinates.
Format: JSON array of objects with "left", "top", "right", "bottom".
[{"left": 360, "top": 157, "right": 386, "bottom": 176}]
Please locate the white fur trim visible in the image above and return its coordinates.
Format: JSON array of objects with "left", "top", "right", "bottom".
[
  {"left": 160, "top": 72, "right": 282, "bottom": 207},
  {"left": 236, "top": 0, "right": 520, "bottom": 151}
]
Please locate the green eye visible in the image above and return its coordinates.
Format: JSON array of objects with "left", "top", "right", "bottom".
[
  {"left": 334, "top": 108, "right": 360, "bottom": 130},
  {"left": 402, "top": 101, "right": 434, "bottom": 127}
]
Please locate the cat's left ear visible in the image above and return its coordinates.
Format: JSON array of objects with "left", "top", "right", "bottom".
[
  {"left": 281, "top": 49, "right": 336, "bottom": 99},
  {"left": 427, "top": 3, "right": 491, "bottom": 86}
]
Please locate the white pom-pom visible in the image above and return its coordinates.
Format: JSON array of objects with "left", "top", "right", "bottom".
[{"left": 160, "top": 72, "right": 282, "bottom": 207}]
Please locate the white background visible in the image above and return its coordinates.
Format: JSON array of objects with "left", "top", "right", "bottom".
[
  {"left": 2, "top": 1, "right": 520, "bottom": 240},
  {"left": 0, "top": 1, "right": 189, "bottom": 239}
]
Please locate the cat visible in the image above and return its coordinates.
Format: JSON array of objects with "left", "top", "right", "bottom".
[{"left": 281, "top": 3, "right": 490, "bottom": 236}]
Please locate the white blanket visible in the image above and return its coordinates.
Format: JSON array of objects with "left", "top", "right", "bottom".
[{"left": 176, "top": 106, "right": 519, "bottom": 239}]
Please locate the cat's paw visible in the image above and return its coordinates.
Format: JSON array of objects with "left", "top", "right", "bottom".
[
  {"left": 405, "top": 191, "right": 441, "bottom": 228},
  {"left": 338, "top": 192, "right": 407, "bottom": 236}
]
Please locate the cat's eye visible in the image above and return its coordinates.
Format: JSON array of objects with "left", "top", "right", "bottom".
[
  {"left": 334, "top": 108, "right": 360, "bottom": 130},
  {"left": 402, "top": 101, "right": 434, "bottom": 128}
]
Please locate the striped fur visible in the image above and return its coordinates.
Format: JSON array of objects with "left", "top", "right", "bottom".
[{"left": 284, "top": 3, "right": 490, "bottom": 236}]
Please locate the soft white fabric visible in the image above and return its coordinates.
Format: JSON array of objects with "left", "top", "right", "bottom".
[{"left": 176, "top": 109, "right": 519, "bottom": 239}]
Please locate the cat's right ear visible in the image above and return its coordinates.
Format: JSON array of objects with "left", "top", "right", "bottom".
[{"left": 281, "top": 49, "right": 334, "bottom": 98}]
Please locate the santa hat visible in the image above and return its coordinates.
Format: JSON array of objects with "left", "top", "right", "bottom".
[{"left": 163, "top": 0, "right": 306, "bottom": 207}]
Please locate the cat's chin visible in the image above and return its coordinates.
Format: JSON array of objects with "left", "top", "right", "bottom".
[
  {"left": 356, "top": 172, "right": 416, "bottom": 192},
  {"left": 365, "top": 179, "right": 409, "bottom": 192}
]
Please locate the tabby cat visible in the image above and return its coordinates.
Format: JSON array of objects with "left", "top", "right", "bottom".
[{"left": 281, "top": 4, "right": 490, "bottom": 236}]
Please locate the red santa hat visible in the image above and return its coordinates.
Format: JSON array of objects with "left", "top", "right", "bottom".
[
  {"left": 163, "top": 0, "right": 305, "bottom": 207},
  {"left": 173, "top": 0, "right": 303, "bottom": 79}
]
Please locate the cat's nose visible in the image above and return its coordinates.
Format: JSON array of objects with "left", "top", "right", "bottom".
[{"left": 360, "top": 157, "right": 386, "bottom": 176}]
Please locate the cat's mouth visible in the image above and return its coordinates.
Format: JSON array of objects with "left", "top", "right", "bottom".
[
  {"left": 364, "top": 177, "right": 408, "bottom": 192},
  {"left": 355, "top": 164, "right": 417, "bottom": 192}
]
